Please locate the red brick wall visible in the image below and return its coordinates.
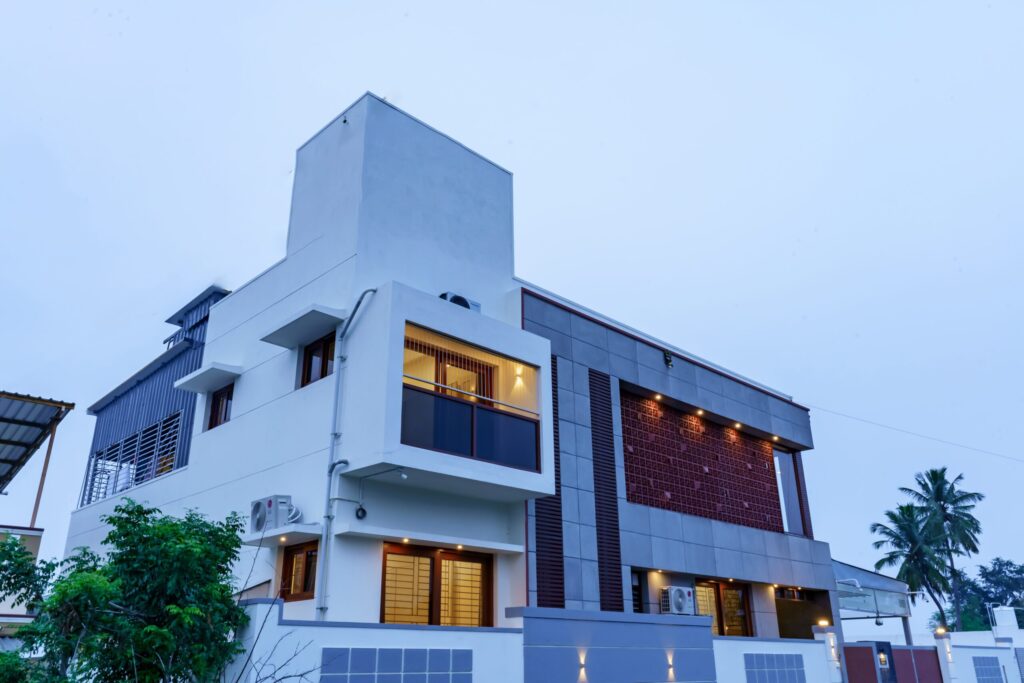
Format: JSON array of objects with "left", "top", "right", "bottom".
[{"left": 620, "top": 392, "right": 785, "bottom": 532}]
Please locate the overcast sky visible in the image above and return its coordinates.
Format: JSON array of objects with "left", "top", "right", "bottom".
[{"left": 2, "top": 2, "right": 1021, "bottom": 640}]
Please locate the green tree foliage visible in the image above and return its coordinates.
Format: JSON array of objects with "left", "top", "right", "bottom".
[
  {"left": 0, "top": 652, "right": 30, "bottom": 683},
  {"left": 900, "top": 467, "right": 984, "bottom": 631},
  {"left": 871, "top": 503, "right": 951, "bottom": 626},
  {"left": 0, "top": 500, "right": 248, "bottom": 682},
  {"left": 977, "top": 558, "right": 1024, "bottom": 611}
]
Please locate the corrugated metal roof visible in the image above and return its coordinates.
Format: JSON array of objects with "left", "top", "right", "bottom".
[{"left": 0, "top": 392, "right": 74, "bottom": 492}]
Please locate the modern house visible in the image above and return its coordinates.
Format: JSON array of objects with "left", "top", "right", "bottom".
[{"left": 64, "top": 93, "right": 893, "bottom": 682}]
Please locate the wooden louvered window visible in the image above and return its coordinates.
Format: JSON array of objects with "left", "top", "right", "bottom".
[
  {"left": 381, "top": 543, "right": 492, "bottom": 627},
  {"left": 281, "top": 541, "right": 318, "bottom": 602}
]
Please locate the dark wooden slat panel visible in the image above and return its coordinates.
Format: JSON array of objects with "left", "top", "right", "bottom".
[
  {"left": 534, "top": 355, "right": 565, "bottom": 608},
  {"left": 588, "top": 369, "right": 624, "bottom": 612}
]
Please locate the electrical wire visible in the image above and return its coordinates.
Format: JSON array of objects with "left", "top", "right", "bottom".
[{"left": 806, "top": 403, "right": 1024, "bottom": 466}]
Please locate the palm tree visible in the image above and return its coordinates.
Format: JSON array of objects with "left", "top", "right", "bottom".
[
  {"left": 871, "top": 504, "right": 952, "bottom": 626},
  {"left": 901, "top": 467, "right": 984, "bottom": 631}
]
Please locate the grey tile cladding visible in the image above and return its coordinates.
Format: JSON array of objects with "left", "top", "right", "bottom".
[{"left": 522, "top": 292, "right": 813, "bottom": 450}]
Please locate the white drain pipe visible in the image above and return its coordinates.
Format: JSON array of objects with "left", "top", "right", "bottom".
[{"left": 314, "top": 288, "right": 376, "bottom": 620}]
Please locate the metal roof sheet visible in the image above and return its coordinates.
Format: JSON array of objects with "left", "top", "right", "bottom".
[{"left": 0, "top": 392, "right": 74, "bottom": 492}]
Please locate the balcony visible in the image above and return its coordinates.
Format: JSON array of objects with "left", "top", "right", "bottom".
[
  {"left": 334, "top": 282, "right": 554, "bottom": 502},
  {"left": 400, "top": 385, "right": 539, "bottom": 472}
]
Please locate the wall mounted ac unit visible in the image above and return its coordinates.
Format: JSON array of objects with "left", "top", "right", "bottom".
[
  {"left": 249, "top": 495, "right": 300, "bottom": 535},
  {"left": 439, "top": 291, "right": 481, "bottom": 313},
  {"left": 660, "top": 586, "right": 696, "bottom": 615}
]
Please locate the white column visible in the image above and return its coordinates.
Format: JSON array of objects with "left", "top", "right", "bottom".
[
  {"left": 812, "top": 625, "right": 844, "bottom": 683},
  {"left": 934, "top": 631, "right": 957, "bottom": 683}
]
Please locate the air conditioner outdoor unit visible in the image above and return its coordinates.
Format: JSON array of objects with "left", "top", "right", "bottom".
[
  {"left": 660, "top": 586, "right": 696, "bottom": 615},
  {"left": 439, "top": 291, "right": 481, "bottom": 313},
  {"left": 249, "top": 495, "right": 299, "bottom": 535}
]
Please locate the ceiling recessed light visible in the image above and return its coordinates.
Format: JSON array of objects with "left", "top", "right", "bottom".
[
  {"left": 772, "top": 435, "right": 779, "bottom": 441},
  {"left": 457, "top": 544, "right": 463, "bottom": 550},
  {"left": 279, "top": 536, "right": 287, "bottom": 543},
  {"left": 654, "top": 394, "right": 662, "bottom": 401},
  {"left": 402, "top": 537, "right": 410, "bottom": 544},
  {"left": 734, "top": 422, "right": 742, "bottom": 429},
  {"left": 696, "top": 409, "right": 704, "bottom": 416}
]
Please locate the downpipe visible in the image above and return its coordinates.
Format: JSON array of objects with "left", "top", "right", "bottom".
[{"left": 314, "top": 288, "right": 376, "bottom": 620}]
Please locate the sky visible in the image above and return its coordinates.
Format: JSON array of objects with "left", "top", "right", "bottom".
[{"left": 1, "top": 1, "right": 1022, "bottom": 642}]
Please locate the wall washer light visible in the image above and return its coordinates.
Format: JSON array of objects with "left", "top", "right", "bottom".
[{"left": 817, "top": 619, "right": 830, "bottom": 627}]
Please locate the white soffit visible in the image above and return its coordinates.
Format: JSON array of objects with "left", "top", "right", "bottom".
[
  {"left": 174, "top": 363, "right": 243, "bottom": 393},
  {"left": 240, "top": 522, "right": 322, "bottom": 547},
  {"left": 259, "top": 305, "right": 347, "bottom": 349}
]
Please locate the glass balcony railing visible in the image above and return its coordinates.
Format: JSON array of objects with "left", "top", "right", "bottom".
[{"left": 400, "top": 385, "right": 539, "bottom": 472}]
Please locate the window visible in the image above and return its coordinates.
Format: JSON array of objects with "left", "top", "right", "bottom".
[
  {"left": 300, "top": 333, "right": 335, "bottom": 387},
  {"left": 381, "top": 543, "right": 492, "bottom": 627},
  {"left": 695, "top": 580, "right": 751, "bottom": 637},
  {"left": 207, "top": 383, "right": 233, "bottom": 430},
  {"left": 773, "top": 449, "right": 805, "bottom": 535},
  {"left": 401, "top": 323, "right": 540, "bottom": 471},
  {"left": 79, "top": 411, "right": 183, "bottom": 506},
  {"left": 281, "top": 541, "right": 318, "bottom": 602},
  {"left": 631, "top": 570, "right": 647, "bottom": 613}
]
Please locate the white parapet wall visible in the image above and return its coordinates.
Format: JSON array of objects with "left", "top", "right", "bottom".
[
  {"left": 713, "top": 636, "right": 837, "bottom": 683},
  {"left": 229, "top": 600, "right": 524, "bottom": 683},
  {"left": 948, "top": 644, "right": 1023, "bottom": 683}
]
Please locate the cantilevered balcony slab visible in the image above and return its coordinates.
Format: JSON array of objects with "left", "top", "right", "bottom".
[
  {"left": 259, "top": 305, "right": 347, "bottom": 349},
  {"left": 174, "top": 363, "right": 243, "bottom": 393}
]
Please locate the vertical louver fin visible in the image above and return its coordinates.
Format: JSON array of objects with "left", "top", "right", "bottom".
[
  {"left": 534, "top": 355, "right": 565, "bottom": 607},
  {"left": 793, "top": 452, "right": 814, "bottom": 539},
  {"left": 588, "top": 369, "right": 624, "bottom": 612}
]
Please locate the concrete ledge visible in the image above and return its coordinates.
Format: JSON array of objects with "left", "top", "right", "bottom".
[
  {"left": 239, "top": 599, "right": 523, "bottom": 633},
  {"left": 507, "top": 605, "right": 711, "bottom": 628}
]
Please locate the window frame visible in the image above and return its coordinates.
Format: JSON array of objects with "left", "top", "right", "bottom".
[
  {"left": 300, "top": 333, "right": 335, "bottom": 387},
  {"left": 207, "top": 383, "right": 234, "bottom": 430},
  {"left": 280, "top": 541, "right": 319, "bottom": 602},
  {"left": 379, "top": 542, "right": 493, "bottom": 627}
]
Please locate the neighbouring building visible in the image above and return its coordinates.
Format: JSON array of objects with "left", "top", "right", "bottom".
[
  {"left": 66, "top": 93, "right": 951, "bottom": 683},
  {"left": 1, "top": 391, "right": 73, "bottom": 649}
]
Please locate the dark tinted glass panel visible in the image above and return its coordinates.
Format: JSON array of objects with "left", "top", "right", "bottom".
[
  {"left": 474, "top": 407, "right": 538, "bottom": 470},
  {"left": 401, "top": 387, "right": 472, "bottom": 457}
]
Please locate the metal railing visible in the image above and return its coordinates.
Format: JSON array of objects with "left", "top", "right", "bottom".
[{"left": 79, "top": 411, "right": 183, "bottom": 507}]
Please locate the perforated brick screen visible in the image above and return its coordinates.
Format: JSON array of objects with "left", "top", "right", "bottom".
[{"left": 620, "top": 391, "right": 784, "bottom": 532}]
